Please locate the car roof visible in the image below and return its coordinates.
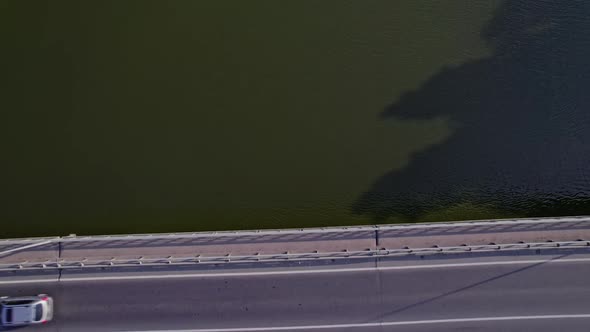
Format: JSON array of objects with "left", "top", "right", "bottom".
[{"left": 10, "top": 306, "right": 34, "bottom": 323}]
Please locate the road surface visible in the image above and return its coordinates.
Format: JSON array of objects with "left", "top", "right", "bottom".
[{"left": 2, "top": 251, "right": 590, "bottom": 331}]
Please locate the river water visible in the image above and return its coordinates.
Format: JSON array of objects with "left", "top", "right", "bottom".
[{"left": 2, "top": 1, "right": 590, "bottom": 237}]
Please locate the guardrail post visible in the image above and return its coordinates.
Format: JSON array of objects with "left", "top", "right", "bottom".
[
  {"left": 3, "top": 239, "right": 590, "bottom": 272},
  {"left": 374, "top": 225, "right": 380, "bottom": 247}
]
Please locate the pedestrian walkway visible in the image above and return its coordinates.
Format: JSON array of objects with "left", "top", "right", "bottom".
[{"left": 1, "top": 216, "right": 590, "bottom": 266}]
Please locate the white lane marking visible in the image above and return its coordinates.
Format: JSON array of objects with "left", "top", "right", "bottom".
[
  {"left": 118, "top": 314, "right": 590, "bottom": 331},
  {"left": 0, "top": 278, "right": 58, "bottom": 285},
  {"left": 0, "top": 256, "right": 586, "bottom": 284}
]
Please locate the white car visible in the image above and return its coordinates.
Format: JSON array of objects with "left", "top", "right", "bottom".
[{"left": 0, "top": 294, "right": 54, "bottom": 326}]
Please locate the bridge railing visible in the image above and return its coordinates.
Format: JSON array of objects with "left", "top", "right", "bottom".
[
  {"left": 1, "top": 240, "right": 588, "bottom": 271},
  {"left": 1, "top": 215, "right": 590, "bottom": 245}
]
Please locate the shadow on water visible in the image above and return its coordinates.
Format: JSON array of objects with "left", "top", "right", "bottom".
[{"left": 353, "top": 0, "right": 590, "bottom": 221}]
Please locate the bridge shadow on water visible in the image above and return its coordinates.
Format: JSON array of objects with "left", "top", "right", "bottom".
[{"left": 353, "top": 0, "right": 590, "bottom": 222}]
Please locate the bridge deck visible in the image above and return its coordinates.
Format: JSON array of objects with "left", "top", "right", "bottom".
[{"left": 2, "top": 216, "right": 590, "bottom": 266}]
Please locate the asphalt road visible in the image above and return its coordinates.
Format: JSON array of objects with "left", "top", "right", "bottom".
[{"left": 3, "top": 254, "right": 590, "bottom": 332}]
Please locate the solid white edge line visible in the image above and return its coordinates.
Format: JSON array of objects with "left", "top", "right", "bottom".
[
  {"left": 118, "top": 314, "right": 590, "bottom": 332},
  {"left": 57, "top": 257, "right": 590, "bottom": 281},
  {"left": 1, "top": 256, "right": 589, "bottom": 284},
  {"left": 0, "top": 278, "right": 58, "bottom": 285}
]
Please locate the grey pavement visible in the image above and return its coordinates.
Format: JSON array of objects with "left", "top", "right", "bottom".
[{"left": 3, "top": 250, "right": 590, "bottom": 331}]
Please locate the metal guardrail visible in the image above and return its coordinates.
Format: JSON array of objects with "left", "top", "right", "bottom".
[
  {"left": 1, "top": 240, "right": 589, "bottom": 271},
  {"left": 2, "top": 216, "right": 590, "bottom": 245}
]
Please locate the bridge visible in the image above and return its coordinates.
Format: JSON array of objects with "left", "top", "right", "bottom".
[{"left": 2, "top": 216, "right": 590, "bottom": 331}]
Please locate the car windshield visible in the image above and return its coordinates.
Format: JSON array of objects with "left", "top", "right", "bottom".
[
  {"left": 4, "top": 300, "right": 33, "bottom": 305},
  {"left": 34, "top": 304, "right": 43, "bottom": 321},
  {"left": 5, "top": 308, "right": 12, "bottom": 323}
]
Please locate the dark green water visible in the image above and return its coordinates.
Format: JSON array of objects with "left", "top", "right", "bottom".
[{"left": 2, "top": 1, "right": 590, "bottom": 238}]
